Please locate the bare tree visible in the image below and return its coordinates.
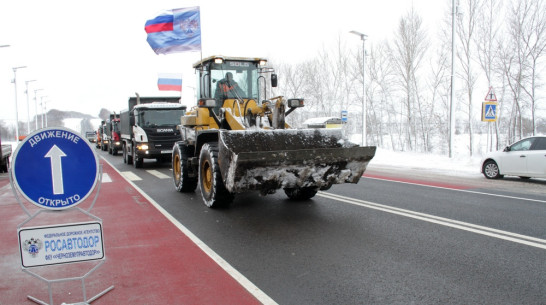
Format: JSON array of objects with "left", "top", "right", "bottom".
[
  {"left": 475, "top": 0, "right": 503, "bottom": 150},
  {"left": 516, "top": 0, "right": 546, "bottom": 135},
  {"left": 497, "top": 0, "right": 544, "bottom": 141},
  {"left": 456, "top": 0, "right": 480, "bottom": 156},
  {"left": 391, "top": 7, "right": 428, "bottom": 151},
  {"left": 366, "top": 41, "right": 397, "bottom": 148}
]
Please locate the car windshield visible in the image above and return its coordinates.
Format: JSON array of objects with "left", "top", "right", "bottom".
[{"left": 138, "top": 109, "right": 185, "bottom": 127}]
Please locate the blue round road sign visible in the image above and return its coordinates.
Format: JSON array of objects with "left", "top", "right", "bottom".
[{"left": 12, "top": 127, "right": 99, "bottom": 210}]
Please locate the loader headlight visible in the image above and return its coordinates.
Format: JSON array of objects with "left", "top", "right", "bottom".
[
  {"left": 198, "top": 98, "right": 217, "bottom": 108},
  {"left": 287, "top": 99, "right": 304, "bottom": 108}
]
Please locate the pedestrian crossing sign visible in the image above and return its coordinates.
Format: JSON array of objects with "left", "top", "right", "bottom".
[{"left": 482, "top": 101, "right": 498, "bottom": 122}]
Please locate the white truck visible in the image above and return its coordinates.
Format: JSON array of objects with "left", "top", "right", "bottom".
[{"left": 120, "top": 94, "right": 186, "bottom": 168}]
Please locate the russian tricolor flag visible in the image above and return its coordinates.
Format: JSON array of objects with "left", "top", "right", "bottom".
[
  {"left": 158, "top": 73, "right": 182, "bottom": 91},
  {"left": 145, "top": 7, "right": 201, "bottom": 55},
  {"left": 145, "top": 10, "right": 174, "bottom": 33}
]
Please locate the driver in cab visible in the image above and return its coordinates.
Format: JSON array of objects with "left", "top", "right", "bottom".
[{"left": 215, "top": 72, "right": 244, "bottom": 100}]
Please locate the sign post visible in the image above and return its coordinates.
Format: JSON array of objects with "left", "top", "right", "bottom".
[
  {"left": 482, "top": 87, "right": 498, "bottom": 152},
  {"left": 10, "top": 127, "right": 113, "bottom": 305}
]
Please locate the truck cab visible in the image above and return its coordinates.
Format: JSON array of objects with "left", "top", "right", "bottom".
[{"left": 121, "top": 96, "right": 186, "bottom": 168}]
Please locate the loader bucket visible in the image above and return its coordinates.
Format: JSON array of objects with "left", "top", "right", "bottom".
[{"left": 218, "top": 128, "right": 376, "bottom": 194}]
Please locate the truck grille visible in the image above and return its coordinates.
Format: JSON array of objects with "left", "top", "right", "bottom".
[{"left": 147, "top": 130, "right": 180, "bottom": 148}]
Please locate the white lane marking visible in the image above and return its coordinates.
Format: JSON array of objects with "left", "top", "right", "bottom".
[
  {"left": 146, "top": 170, "right": 170, "bottom": 179},
  {"left": 102, "top": 173, "right": 112, "bottom": 183},
  {"left": 101, "top": 158, "right": 277, "bottom": 305},
  {"left": 365, "top": 176, "right": 546, "bottom": 204},
  {"left": 318, "top": 191, "right": 546, "bottom": 250},
  {"left": 120, "top": 171, "right": 142, "bottom": 181}
]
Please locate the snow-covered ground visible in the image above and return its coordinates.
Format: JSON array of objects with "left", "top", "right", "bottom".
[
  {"left": 3, "top": 119, "right": 485, "bottom": 178},
  {"left": 369, "top": 148, "right": 482, "bottom": 177}
]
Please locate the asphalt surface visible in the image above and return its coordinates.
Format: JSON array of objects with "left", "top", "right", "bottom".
[
  {"left": 4, "top": 145, "right": 543, "bottom": 304},
  {"left": 99, "top": 149, "right": 546, "bottom": 304}
]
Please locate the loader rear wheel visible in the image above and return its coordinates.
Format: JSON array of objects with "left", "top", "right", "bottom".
[
  {"left": 284, "top": 187, "right": 318, "bottom": 200},
  {"left": 199, "top": 143, "right": 233, "bottom": 208},
  {"left": 173, "top": 144, "right": 197, "bottom": 192}
]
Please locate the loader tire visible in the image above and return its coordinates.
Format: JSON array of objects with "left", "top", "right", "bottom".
[
  {"left": 173, "top": 144, "right": 197, "bottom": 192},
  {"left": 199, "top": 143, "right": 233, "bottom": 208},
  {"left": 284, "top": 187, "right": 318, "bottom": 200}
]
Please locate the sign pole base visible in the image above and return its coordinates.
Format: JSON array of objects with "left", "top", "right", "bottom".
[{"left": 24, "top": 261, "right": 114, "bottom": 305}]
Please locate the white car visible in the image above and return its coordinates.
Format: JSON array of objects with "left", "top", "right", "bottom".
[{"left": 481, "top": 136, "right": 546, "bottom": 179}]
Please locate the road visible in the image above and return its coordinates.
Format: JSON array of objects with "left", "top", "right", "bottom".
[{"left": 99, "top": 148, "right": 546, "bottom": 304}]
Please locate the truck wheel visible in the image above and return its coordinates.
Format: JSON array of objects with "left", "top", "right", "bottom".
[
  {"left": 133, "top": 149, "right": 143, "bottom": 168},
  {"left": 124, "top": 145, "right": 133, "bottom": 165},
  {"left": 122, "top": 145, "right": 127, "bottom": 163},
  {"left": 172, "top": 144, "right": 197, "bottom": 192},
  {"left": 1, "top": 159, "right": 8, "bottom": 173},
  {"left": 199, "top": 143, "right": 233, "bottom": 208},
  {"left": 284, "top": 187, "right": 318, "bottom": 200}
]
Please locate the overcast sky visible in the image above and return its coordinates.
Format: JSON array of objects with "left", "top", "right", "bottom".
[{"left": 0, "top": 0, "right": 445, "bottom": 130}]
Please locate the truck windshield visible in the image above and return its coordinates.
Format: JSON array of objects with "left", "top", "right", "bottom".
[
  {"left": 138, "top": 109, "right": 185, "bottom": 128},
  {"left": 211, "top": 61, "right": 259, "bottom": 100}
]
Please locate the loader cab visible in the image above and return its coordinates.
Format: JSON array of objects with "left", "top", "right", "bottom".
[{"left": 194, "top": 56, "right": 276, "bottom": 113}]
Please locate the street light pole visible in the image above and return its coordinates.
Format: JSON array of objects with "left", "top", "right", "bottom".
[
  {"left": 33, "top": 88, "right": 43, "bottom": 131},
  {"left": 44, "top": 100, "right": 48, "bottom": 127},
  {"left": 350, "top": 31, "right": 368, "bottom": 146},
  {"left": 25, "top": 80, "right": 36, "bottom": 134},
  {"left": 40, "top": 96, "right": 48, "bottom": 128},
  {"left": 12, "top": 66, "right": 27, "bottom": 141}
]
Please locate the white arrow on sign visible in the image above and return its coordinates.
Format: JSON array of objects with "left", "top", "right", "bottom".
[{"left": 45, "top": 145, "right": 67, "bottom": 195}]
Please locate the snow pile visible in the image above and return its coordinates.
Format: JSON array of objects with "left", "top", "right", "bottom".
[{"left": 369, "top": 148, "right": 482, "bottom": 176}]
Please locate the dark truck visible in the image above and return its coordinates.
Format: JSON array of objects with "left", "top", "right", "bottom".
[
  {"left": 106, "top": 113, "right": 121, "bottom": 155},
  {"left": 120, "top": 95, "right": 186, "bottom": 168},
  {"left": 1, "top": 134, "right": 12, "bottom": 172}
]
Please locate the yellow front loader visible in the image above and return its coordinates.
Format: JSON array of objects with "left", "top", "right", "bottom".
[{"left": 172, "top": 56, "right": 376, "bottom": 208}]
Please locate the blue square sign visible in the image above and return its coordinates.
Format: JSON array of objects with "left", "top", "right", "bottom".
[
  {"left": 12, "top": 127, "right": 99, "bottom": 210},
  {"left": 482, "top": 102, "right": 498, "bottom": 122}
]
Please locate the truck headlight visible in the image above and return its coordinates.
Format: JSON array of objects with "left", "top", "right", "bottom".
[{"left": 137, "top": 143, "right": 149, "bottom": 150}]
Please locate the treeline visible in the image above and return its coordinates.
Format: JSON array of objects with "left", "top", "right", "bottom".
[{"left": 275, "top": 0, "right": 546, "bottom": 156}]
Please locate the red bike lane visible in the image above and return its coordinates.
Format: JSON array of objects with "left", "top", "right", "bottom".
[{"left": 0, "top": 160, "right": 266, "bottom": 305}]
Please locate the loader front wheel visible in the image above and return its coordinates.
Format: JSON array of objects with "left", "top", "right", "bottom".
[
  {"left": 284, "top": 187, "right": 318, "bottom": 200},
  {"left": 173, "top": 144, "right": 197, "bottom": 192},
  {"left": 199, "top": 143, "right": 233, "bottom": 208}
]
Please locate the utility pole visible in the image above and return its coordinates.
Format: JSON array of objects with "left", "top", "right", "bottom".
[{"left": 449, "top": 0, "right": 457, "bottom": 158}]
